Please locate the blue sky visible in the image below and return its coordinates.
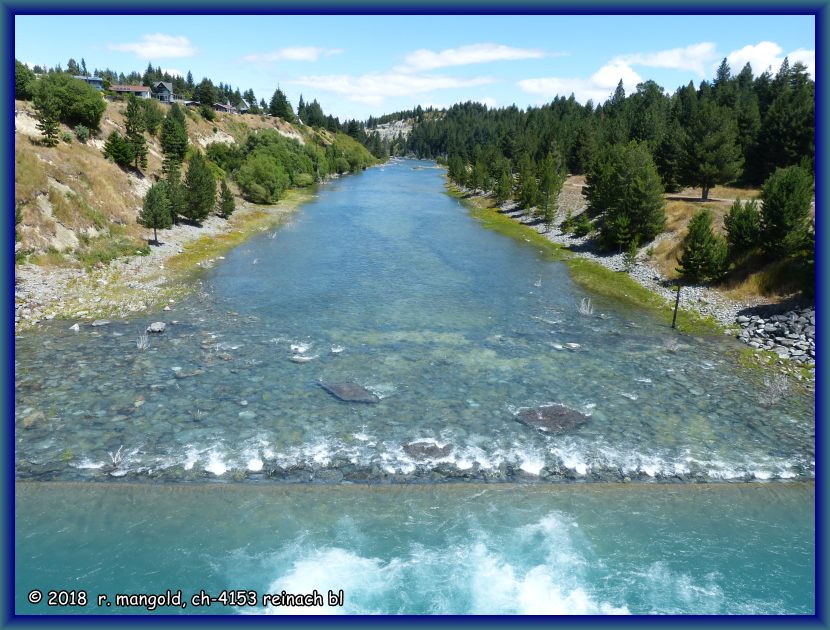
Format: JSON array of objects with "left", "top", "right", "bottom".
[{"left": 15, "top": 14, "right": 815, "bottom": 120}]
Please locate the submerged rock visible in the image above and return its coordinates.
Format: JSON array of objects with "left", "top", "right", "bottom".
[
  {"left": 147, "top": 322, "right": 166, "bottom": 333},
  {"left": 403, "top": 441, "right": 452, "bottom": 459},
  {"left": 319, "top": 381, "right": 379, "bottom": 403},
  {"left": 91, "top": 319, "right": 110, "bottom": 327},
  {"left": 515, "top": 404, "right": 588, "bottom": 434}
]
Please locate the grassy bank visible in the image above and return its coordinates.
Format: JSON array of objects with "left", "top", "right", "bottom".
[{"left": 449, "top": 185, "right": 722, "bottom": 335}]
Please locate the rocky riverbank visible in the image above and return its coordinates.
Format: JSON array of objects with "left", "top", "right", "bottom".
[
  {"left": 14, "top": 191, "right": 312, "bottom": 334},
  {"left": 453, "top": 184, "right": 815, "bottom": 380}
]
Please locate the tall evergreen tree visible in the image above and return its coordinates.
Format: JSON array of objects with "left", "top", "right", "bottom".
[
  {"left": 124, "top": 95, "right": 148, "bottom": 171},
  {"left": 681, "top": 100, "right": 742, "bottom": 199},
  {"left": 138, "top": 182, "right": 173, "bottom": 244},
  {"left": 183, "top": 152, "right": 216, "bottom": 223},
  {"left": 269, "top": 88, "right": 295, "bottom": 122},
  {"left": 161, "top": 103, "right": 188, "bottom": 174},
  {"left": 32, "top": 80, "right": 61, "bottom": 147},
  {"left": 538, "top": 149, "right": 565, "bottom": 226}
]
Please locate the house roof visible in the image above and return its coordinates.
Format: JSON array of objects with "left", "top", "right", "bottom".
[
  {"left": 239, "top": 99, "right": 250, "bottom": 109},
  {"left": 110, "top": 85, "right": 150, "bottom": 92},
  {"left": 154, "top": 81, "right": 173, "bottom": 93}
]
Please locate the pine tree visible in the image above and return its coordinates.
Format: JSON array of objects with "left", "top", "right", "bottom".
[
  {"left": 161, "top": 103, "right": 188, "bottom": 174},
  {"left": 517, "top": 156, "right": 538, "bottom": 210},
  {"left": 538, "top": 150, "right": 564, "bottom": 227},
  {"left": 218, "top": 178, "right": 235, "bottom": 218},
  {"left": 164, "top": 164, "right": 187, "bottom": 224},
  {"left": 596, "top": 142, "right": 665, "bottom": 250},
  {"left": 495, "top": 164, "right": 513, "bottom": 204},
  {"left": 723, "top": 198, "right": 761, "bottom": 256},
  {"left": 183, "top": 152, "right": 216, "bottom": 224},
  {"left": 269, "top": 88, "right": 295, "bottom": 121},
  {"left": 681, "top": 100, "right": 743, "bottom": 200},
  {"left": 677, "top": 208, "right": 727, "bottom": 283},
  {"left": 124, "top": 95, "right": 148, "bottom": 171},
  {"left": 760, "top": 165, "right": 813, "bottom": 257},
  {"left": 32, "top": 80, "right": 60, "bottom": 147},
  {"left": 138, "top": 182, "right": 172, "bottom": 244}
]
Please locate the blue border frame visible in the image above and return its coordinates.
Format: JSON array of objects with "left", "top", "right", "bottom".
[{"left": 3, "top": 2, "right": 825, "bottom": 627}]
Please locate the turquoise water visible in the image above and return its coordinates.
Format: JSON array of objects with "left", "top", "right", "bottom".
[
  {"left": 15, "top": 160, "right": 814, "bottom": 483},
  {"left": 15, "top": 482, "right": 814, "bottom": 615},
  {"left": 14, "top": 159, "right": 815, "bottom": 614}
]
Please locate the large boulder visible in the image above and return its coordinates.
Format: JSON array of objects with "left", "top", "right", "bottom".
[
  {"left": 403, "top": 441, "right": 452, "bottom": 459},
  {"left": 515, "top": 404, "right": 588, "bottom": 434},
  {"left": 319, "top": 381, "right": 379, "bottom": 404},
  {"left": 146, "top": 322, "right": 166, "bottom": 333}
]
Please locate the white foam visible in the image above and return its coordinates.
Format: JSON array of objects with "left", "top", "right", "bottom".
[
  {"left": 247, "top": 458, "right": 264, "bottom": 472},
  {"left": 519, "top": 457, "right": 545, "bottom": 476},
  {"left": 74, "top": 458, "right": 105, "bottom": 469},
  {"left": 330, "top": 345, "right": 345, "bottom": 354},
  {"left": 205, "top": 452, "right": 228, "bottom": 476},
  {"left": 290, "top": 342, "right": 312, "bottom": 354}
]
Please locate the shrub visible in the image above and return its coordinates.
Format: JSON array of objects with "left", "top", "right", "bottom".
[
  {"left": 572, "top": 212, "right": 592, "bottom": 237},
  {"left": 723, "top": 198, "right": 760, "bottom": 256},
  {"left": 15, "top": 59, "right": 35, "bottom": 100},
  {"left": 200, "top": 104, "right": 216, "bottom": 122},
  {"left": 103, "top": 131, "right": 133, "bottom": 168},
  {"left": 34, "top": 73, "right": 106, "bottom": 129},
  {"left": 236, "top": 153, "right": 288, "bottom": 203},
  {"left": 217, "top": 178, "right": 235, "bottom": 218},
  {"left": 74, "top": 124, "right": 90, "bottom": 143},
  {"left": 61, "top": 131, "right": 73, "bottom": 143},
  {"left": 677, "top": 208, "right": 728, "bottom": 283}
]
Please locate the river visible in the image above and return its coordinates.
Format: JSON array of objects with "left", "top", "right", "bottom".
[{"left": 14, "top": 159, "right": 815, "bottom": 614}]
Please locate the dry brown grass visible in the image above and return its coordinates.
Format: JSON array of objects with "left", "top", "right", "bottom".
[
  {"left": 677, "top": 184, "right": 761, "bottom": 200},
  {"left": 721, "top": 258, "right": 804, "bottom": 300},
  {"left": 14, "top": 138, "right": 47, "bottom": 205}
]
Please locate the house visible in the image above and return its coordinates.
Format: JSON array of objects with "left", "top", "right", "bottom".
[
  {"left": 238, "top": 99, "right": 250, "bottom": 114},
  {"left": 153, "top": 81, "right": 175, "bottom": 103},
  {"left": 73, "top": 75, "right": 104, "bottom": 91},
  {"left": 213, "top": 102, "right": 235, "bottom": 113},
  {"left": 109, "top": 85, "right": 151, "bottom": 99}
]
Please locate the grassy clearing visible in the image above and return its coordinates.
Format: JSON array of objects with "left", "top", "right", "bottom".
[
  {"left": 450, "top": 185, "right": 722, "bottom": 335},
  {"left": 677, "top": 184, "right": 761, "bottom": 200}
]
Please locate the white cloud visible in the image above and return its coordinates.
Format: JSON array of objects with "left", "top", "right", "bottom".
[
  {"left": 479, "top": 96, "right": 497, "bottom": 108},
  {"left": 518, "top": 61, "right": 642, "bottom": 104},
  {"left": 614, "top": 42, "right": 718, "bottom": 77},
  {"left": 161, "top": 68, "right": 183, "bottom": 77},
  {"left": 726, "top": 41, "right": 815, "bottom": 78},
  {"left": 241, "top": 46, "right": 343, "bottom": 63},
  {"left": 397, "top": 43, "right": 557, "bottom": 73},
  {"left": 109, "top": 33, "right": 196, "bottom": 59},
  {"left": 290, "top": 72, "right": 495, "bottom": 106}
]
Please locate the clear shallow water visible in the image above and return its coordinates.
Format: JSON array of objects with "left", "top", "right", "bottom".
[
  {"left": 15, "top": 482, "right": 814, "bottom": 615},
  {"left": 15, "top": 159, "right": 814, "bottom": 482}
]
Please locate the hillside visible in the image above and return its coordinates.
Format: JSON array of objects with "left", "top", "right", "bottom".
[
  {"left": 14, "top": 99, "right": 375, "bottom": 331},
  {"left": 14, "top": 99, "right": 370, "bottom": 261}
]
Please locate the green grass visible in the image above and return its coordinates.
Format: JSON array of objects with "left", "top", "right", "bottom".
[
  {"left": 77, "top": 235, "right": 149, "bottom": 269},
  {"left": 450, "top": 184, "right": 722, "bottom": 335}
]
